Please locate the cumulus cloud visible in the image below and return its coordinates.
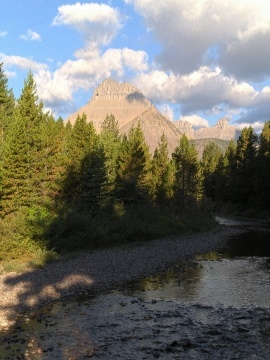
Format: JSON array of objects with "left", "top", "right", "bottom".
[
  {"left": 52, "top": 3, "right": 122, "bottom": 49},
  {"left": 133, "top": 67, "right": 260, "bottom": 114},
  {"left": 126, "top": 0, "right": 270, "bottom": 81},
  {"left": 20, "top": 29, "right": 41, "bottom": 41},
  {"left": 0, "top": 31, "right": 7, "bottom": 37},
  {"left": 234, "top": 121, "right": 265, "bottom": 133},
  {"left": 38, "top": 2, "right": 149, "bottom": 115},
  {"left": 157, "top": 104, "right": 174, "bottom": 120},
  {"left": 34, "top": 47, "right": 148, "bottom": 114},
  {"left": 180, "top": 115, "right": 209, "bottom": 128},
  {"left": 234, "top": 101, "right": 270, "bottom": 127},
  {"left": 0, "top": 53, "right": 47, "bottom": 72}
]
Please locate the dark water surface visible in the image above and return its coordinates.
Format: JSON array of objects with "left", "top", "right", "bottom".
[{"left": 119, "top": 219, "right": 270, "bottom": 308}]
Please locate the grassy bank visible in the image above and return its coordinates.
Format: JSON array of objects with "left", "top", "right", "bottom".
[{"left": 0, "top": 205, "right": 217, "bottom": 274}]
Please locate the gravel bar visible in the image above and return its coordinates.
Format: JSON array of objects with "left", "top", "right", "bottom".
[{"left": 0, "top": 225, "right": 243, "bottom": 330}]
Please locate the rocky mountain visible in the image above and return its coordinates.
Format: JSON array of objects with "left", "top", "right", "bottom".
[
  {"left": 65, "top": 78, "right": 238, "bottom": 154},
  {"left": 175, "top": 118, "right": 239, "bottom": 140},
  {"left": 65, "top": 79, "right": 183, "bottom": 153}
]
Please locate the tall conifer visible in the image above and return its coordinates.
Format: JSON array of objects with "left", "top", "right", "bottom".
[
  {"left": 115, "top": 124, "right": 151, "bottom": 204},
  {"left": 172, "top": 135, "right": 202, "bottom": 211}
]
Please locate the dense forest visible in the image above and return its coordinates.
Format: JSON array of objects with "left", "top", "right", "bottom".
[{"left": 0, "top": 63, "right": 269, "bottom": 267}]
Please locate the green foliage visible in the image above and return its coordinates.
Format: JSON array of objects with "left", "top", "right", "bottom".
[
  {"left": 46, "top": 203, "right": 209, "bottom": 253},
  {"left": 234, "top": 127, "right": 258, "bottom": 206},
  {"left": 99, "top": 114, "right": 121, "bottom": 191},
  {"left": 0, "top": 62, "right": 15, "bottom": 138},
  {"left": 256, "top": 120, "right": 270, "bottom": 209},
  {"left": 201, "top": 141, "right": 223, "bottom": 199},
  {"left": 172, "top": 135, "right": 202, "bottom": 212},
  {"left": 152, "top": 134, "right": 174, "bottom": 205},
  {"left": 115, "top": 124, "right": 152, "bottom": 204},
  {"left": 3, "top": 65, "right": 269, "bottom": 269}
]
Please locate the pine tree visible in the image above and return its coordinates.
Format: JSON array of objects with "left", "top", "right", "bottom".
[
  {"left": 76, "top": 147, "right": 107, "bottom": 213},
  {"left": 0, "top": 115, "right": 31, "bottom": 215},
  {"left": 99, "top": 114, "right": 121, "bottom": 193},
  {"left": 1, "top": 72, "right": 50, "bottom": 215},
  {"left": 152, "top": 134, "right": 172, "bottom": 205},
  {"left": 201, "top": 142, "right": 222, "bottom": 200},
  {"left": 0, "top": 62, "right": 15, "bottom": 140},
  {"left": 115, "top": 124, "right": 152, "bottom": 204},
  {"left": 62, "top": 113, "right": 98, "bottom": 206},
  {"left": 215, "top": 140, "right": 236, "bottom": 203},
  {"left": 257, "top": 121, "right": 270, "bottom": 209},
  {"left": 172, "top": 135, "right": 202, "bottom": 212},
  {"left": 234, "top": 126, "right": 258, "bottom": 206},
  {"left": 39, "top": 115, "right": 67, "bottom": 211}
]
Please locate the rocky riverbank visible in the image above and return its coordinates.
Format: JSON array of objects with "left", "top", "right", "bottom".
[
  {"left": 1, "top": 224, "right": 270, "bottom": 359},
  {"left": 0, "top": 225, "right": 242, "bottom": 330}
]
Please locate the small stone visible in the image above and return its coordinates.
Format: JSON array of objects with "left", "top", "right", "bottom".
[
  {"left": 207, "top": 329, "right": 222, "bottom": 335},
  {"left": 238, "top": 326, "right": 249, "bottom": 333}
]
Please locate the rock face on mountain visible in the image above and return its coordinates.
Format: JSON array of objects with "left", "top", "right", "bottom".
[
  {"left": 174, "top": 120, "right": 196, "bottom": 139},
  {"left": 174, "top": 118, "right": 238, "bottom": 141},
  {"left": 65, "top": 79, "right": 183, "bottom": 153},
  {"left": 65, "top": 79, "right": 238, "bottom": 154},
  {"left": 121, "top": 106, "right": 182, "bottom": 154},
  {"left": 195, "top": 118, "right": 237, "bottom": 140}
]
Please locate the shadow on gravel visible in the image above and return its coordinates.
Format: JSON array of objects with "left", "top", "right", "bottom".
[{"left": 0, "top": 259, "right": 100, "bottom": 359}]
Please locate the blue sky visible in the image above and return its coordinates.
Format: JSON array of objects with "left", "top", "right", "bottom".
[{"left": 1, "top": 0, "right": 270, "bottom": 131}]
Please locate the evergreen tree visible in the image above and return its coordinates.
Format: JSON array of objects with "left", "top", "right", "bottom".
[
  {"left": 215, "top": 140, "right": 236, "bottom": 203},
  {"left": 152, "top": 134, "right": 172, "bottom": 205},
  {"left": 99, "top": 114, "right": 121, "bottom": 192},
  {"left": 115, "top": 124, "right": 152, "bottom": 204},
  {"left": 62, "top": 113, "right": 98, "bottom": 205},
  {"left": 76, "top": 147, "right": 107, "bottom": 213},
  {"left": 172, "top": 135, "right": 202, "bottom": 212},
  {"left": 201, "top": 142, "right": 222, "bottom": 199},
  {"left": 234, "top": 126, "right": 258, "bottom": 206},
  {"left": 39, "top": 115, "right": 66, "bottom": 211},
  {"left": 0, "top": 72, "right": 51, "bottom": 215},
  {"left": 0, "top": 115, "right": 31, "bottom": 215},
  {"left": 0, "top": 62, "right": 15, "bottom": 140},
  {"left": 257, "top": 120, "right": 270, "bottom": 209}
]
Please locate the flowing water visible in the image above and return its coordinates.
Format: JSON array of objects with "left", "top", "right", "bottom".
[
  {"left": 119, "top": 217, "right": 270, "bottom": 308},
  {"left": 1, "top": 217, "right": 270, "bottom": 359}
]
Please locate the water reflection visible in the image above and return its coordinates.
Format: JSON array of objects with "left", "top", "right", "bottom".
[
  {"left": 120, "top": 227, "right": 270, "bottom": 308},
  {"left": 1, "top": 221, "right": 270, "bottom": 358},
  {"left": 125, "top": 264, "right": 203, "bottom": 302},
  {"left": 224, "top": 230, "right": 270, "bottom": 258}
]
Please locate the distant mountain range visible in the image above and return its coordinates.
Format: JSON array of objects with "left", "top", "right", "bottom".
[{"left": 65, "top": 79, "right": 238, "bottom": 154}]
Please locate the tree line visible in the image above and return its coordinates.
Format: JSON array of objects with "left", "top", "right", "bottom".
[{"left": 0, "top": 64, "right": 269, "bottom": 260}]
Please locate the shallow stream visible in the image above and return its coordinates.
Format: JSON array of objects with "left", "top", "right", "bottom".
[
  {"left": 1, "top": 217, "right": 270, "bottom": 359},
  {"left": 120, "top": 217, "right": 270, "bottom": 308}
]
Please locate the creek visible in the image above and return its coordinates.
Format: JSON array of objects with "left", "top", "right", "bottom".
[
  {"left": 1, "top": 217, "right": 270, "bottom": 359},
  {"left": 119, "top": 217, "right": 270, "bottom": 308}
]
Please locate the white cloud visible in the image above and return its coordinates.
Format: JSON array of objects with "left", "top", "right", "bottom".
[
  {"left": 5, "top": 70, "right": 16, "bottom": 78},
  {"left": 24, "top": 2, "right": 149, "bottom": 116},
  {"left": 234, "top": 121, "right": 265, "bottom": 133},
  {"left": 133, "top": 67, "right": 260, "bottom": 114},
  {"left": 0, "top": 53, "right": 47, "bottom": 72},
  {"left": 126, "top": 0, "right": 270, "bottom": 81},
  {"left": 0, "top": 31, "right": 7, "bottom": 37},
  {"left": 20, "top": 29, "right": 41, "bottom": 41},
  {"left": 52, "top": 3, "right": 122, "bottom": 48},
  {"left": 157, "top": 104, "right": 174, "bottom": 120},
  {"left": 180, "top": 115, "right": 209, "bottom": 128},
  {"left": 34, "top": 47, "right": 148, "bottom": 114}
]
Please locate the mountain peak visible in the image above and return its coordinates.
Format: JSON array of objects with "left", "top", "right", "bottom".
[
  {"left": 90, "top": 78, "right": 145, "bottom": 103},
  {"left": 65, "top": 78, "right": 183, "bottom": 153}
]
